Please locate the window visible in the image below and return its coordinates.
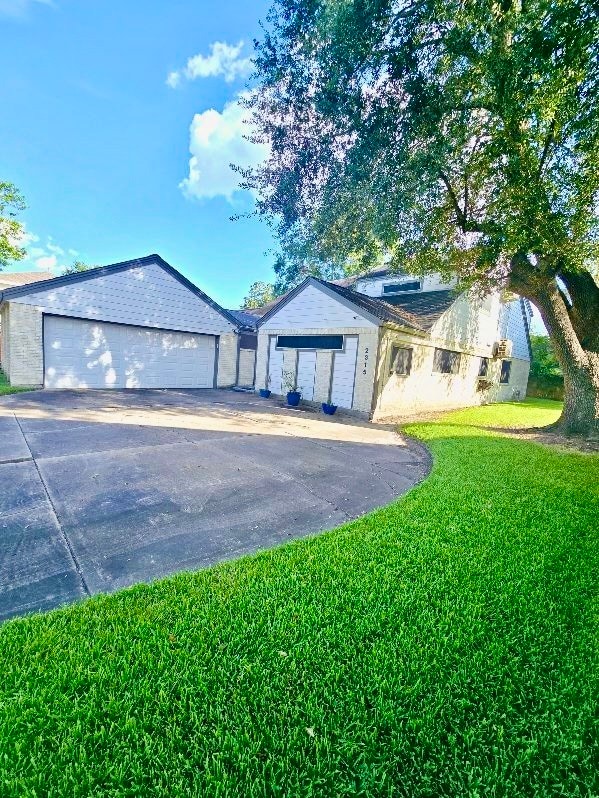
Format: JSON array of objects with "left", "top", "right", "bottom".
[
  {"left": 478, "top": 357, "right": 489, "bottom": 377},
  {"left": 433, "top": 348, "right": 461, "bottom": 374},
  {"left": 276, "top": 334, "right": 344, "bottom": 350},
  {"left": 390, "top": 345, "right": 412, "bottom": 376},
  {"left": 239, "top": 333, "right": 257, "bottom": 351},
  {"left": 500, "top": 359, "right": 512, "bottom": 384},
  {"left": 382, "top": 281, "right": 422, "bottom": 294}
]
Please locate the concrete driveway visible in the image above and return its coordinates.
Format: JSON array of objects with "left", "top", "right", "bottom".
[{"left": 0, "top": 389, "right": 430, "bottom": 621}]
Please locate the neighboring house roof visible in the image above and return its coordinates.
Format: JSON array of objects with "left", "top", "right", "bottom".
[
  {"left": 0, "top": 254, "right": 249, "bottom": 330},
  {"left": 227, "top": 309, "right": 260, "bottom": 328},
  {"left": 0, "top": 271, "right": 54, "bottom": 289}
]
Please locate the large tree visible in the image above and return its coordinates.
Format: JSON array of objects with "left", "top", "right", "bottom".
[
  {"left": 247, "top": 0, "right": 599, "bottom": 436},
  {"left": 0, "top": 182, "right": 26, "bottom": 269}
]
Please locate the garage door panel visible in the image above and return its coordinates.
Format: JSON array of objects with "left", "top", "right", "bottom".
[
  {"left": 330, "top": 336, "right": 358, "bottom": 409},
  {"left": 44, "top": 317, "right": 215, "bottom": 389}
]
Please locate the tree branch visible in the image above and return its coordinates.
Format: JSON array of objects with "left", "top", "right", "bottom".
[
  {"left": 538, "top": 118, "right": 557, "bottom": 175},
  {"left": 439, "top": 172, "right": 466, "bottom": 228}
]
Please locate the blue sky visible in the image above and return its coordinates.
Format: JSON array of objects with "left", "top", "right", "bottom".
[{"left": 0, "top": 0, "right": 274, "bottom": 308}]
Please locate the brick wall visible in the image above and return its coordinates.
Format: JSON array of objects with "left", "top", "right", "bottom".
[
  {"left": 4, "top": 302, "right": 43, "bottom": 386},
  {"left": 373, "top": 327, "right": 530, "bottom": 420}
]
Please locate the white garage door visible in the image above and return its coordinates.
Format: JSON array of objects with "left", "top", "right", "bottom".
[{"left": 44, "top": 316, "right": 216, "bottom": 389}]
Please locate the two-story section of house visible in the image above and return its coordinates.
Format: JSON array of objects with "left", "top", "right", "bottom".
[{"left": 253, "top": 268, "right": 532, "bottom": 419}]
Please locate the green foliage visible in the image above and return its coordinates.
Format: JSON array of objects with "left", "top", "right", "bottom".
[
  {"left": 242, "top": 280, "right": 276, "bottom": 308},
  {"left": 61, "top": 260, "right": 96, "bottom": 276},
  {"left": 248, "top": 0, "right": 599, "bottom": 291},
  {"left": 0, "top": 369, "right": 32, "bottom": 396},
  {"left": 1, "top": 400, "right": 598, "bottom": 797},
  {"left": 530, "top": 334, "right": 563, "bottom": 379},
  {"left": 0, "top": 182, "right": 26, "bottom": 269}
]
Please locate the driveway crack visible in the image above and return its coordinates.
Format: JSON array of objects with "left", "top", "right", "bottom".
[{"left": 12, "top": 413, "right": 91, "bottom": 597}]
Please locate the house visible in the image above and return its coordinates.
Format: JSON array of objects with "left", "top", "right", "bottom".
[
  {"left": 253, "top": 269, "right": 532, "bottom": 419},
  {"left": 0, "top": 255, "right": 255, "bottom": 390}
]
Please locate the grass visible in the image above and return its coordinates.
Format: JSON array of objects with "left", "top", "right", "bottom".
[
  {"left": 0, "top": 398, "right": 597, "bottom": 797},
  {"left": 0, "top": 368, "right": 32, "bottom": 395}
]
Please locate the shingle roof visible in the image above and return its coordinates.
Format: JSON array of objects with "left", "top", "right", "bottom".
[
  {"left": 227, "top": 309, "right": 260, "bottom": 328},
  {"left": 380, "top": 290, "right": 459, "bottom": 330},
  {"left": 316, "top": 280, "right": 456, "bottom": 332}
]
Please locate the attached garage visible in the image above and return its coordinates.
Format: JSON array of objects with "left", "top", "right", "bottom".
[
  {"left": 0, "top": 255, "right": 241, "bottom": 390},
  {"left": 43, "top": 316, "right": 217, "bottom": 390}
]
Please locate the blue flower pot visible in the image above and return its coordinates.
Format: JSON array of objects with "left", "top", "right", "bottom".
[
  {"left": 286, "top": 391, "right": 301, "bottom": 407},
  {"left": 322, "top": 403, "right": 338, "bottom": 415},
  {"left": 259, "top": 389, "right": 271, "bottom": 398}
]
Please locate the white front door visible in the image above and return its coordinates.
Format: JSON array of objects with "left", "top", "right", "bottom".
[
  {"left": 296, "top": 350, "right": 317, "bottom": 400},
  {"left": 330, "top": 335, "right": 358, "bottom": 408},
  {"left": 268, "top": 337, "right": 284, "bottom": 394},
  {"left": 43, "top": 316, "right": 216, "bottom": 389}
]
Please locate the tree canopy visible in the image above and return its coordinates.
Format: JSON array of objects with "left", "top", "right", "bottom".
[
  {"left": 242, "top": 280, "right": 277, "bottom": 309},
  {"left": 62, "top": 260, "right": 96, "bottom": 276},
  {"left": 0, "top": 182, "right": 26, "bottom": 270},
  {"left": 248, "top": 0, "right": 599, "bottom": 435}
]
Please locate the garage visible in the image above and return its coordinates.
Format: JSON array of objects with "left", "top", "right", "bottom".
[
  {"left": 0, "top": 255, "right": 242, "bottom": 390},
  {"left": 44, "top": 316, "right": 216, "bottom": 389}
]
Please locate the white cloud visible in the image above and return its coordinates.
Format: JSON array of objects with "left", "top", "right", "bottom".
[
  {"left": 180, "top": 93, "right": 268, "bottom": 202},
  {"left": 18, "top": 229, "right": 74, "bottom": 273},
  {"left": 34, "top": 254, "right": 58, "bottom": 270},
  {"left": 167, "top": 41, "right": 252, "bottom": 87},
  {"left": 0, "top": 0, "right": 53, "bottom": 20},
  {"left": 46, "top": 238, "right": 64, "bottom": 255}
]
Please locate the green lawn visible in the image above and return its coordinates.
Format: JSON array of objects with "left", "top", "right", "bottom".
[
  {"left": 0, "top": 368, "right": 32, "bottom": 396},
  {"left": 1, "top": 399, "right": 597, "bottom": 797}
]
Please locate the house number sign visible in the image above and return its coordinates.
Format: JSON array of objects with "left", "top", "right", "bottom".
[{"left": 362, "top": 347, "right": 369, "bottom": 375}]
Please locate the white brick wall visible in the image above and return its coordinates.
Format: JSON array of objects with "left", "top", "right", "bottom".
[
  {"left": 238, "top": 348, "right": 256, "bottom": 387},
  {"left": 4, "top": 303, "right": 43, "bottom": 386},
  {"left": 373, "top": 327, "right": 529, "bottom": 420}
]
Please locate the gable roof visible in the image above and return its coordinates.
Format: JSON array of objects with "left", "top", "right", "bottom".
[
  {"left": 0, "top": 254, "right": 247, "bottom": 330},
  {"left": 0, "top": 271, "right": 54, "bottom": 288},
  {"left": 254, "top": 276, "right": 458, "bottom": 334}
]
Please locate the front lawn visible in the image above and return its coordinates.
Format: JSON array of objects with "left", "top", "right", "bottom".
[{"left": 1, "top": 399, "right": 597, "bottom": 797}]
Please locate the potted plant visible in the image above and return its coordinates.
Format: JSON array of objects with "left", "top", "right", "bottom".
[
  {"left": 259, "top": 375, "right": 271, "bottom": 398},
  {"left": 282, "top": 369, "right": 302, "bottom": 406},
  {"left": 321, "top": 384, "right": 338, "bottom": 416}
]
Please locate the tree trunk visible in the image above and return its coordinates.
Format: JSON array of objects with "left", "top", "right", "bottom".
[{"left": 509, "top": 259, "right": 599, "bottom": 439}]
